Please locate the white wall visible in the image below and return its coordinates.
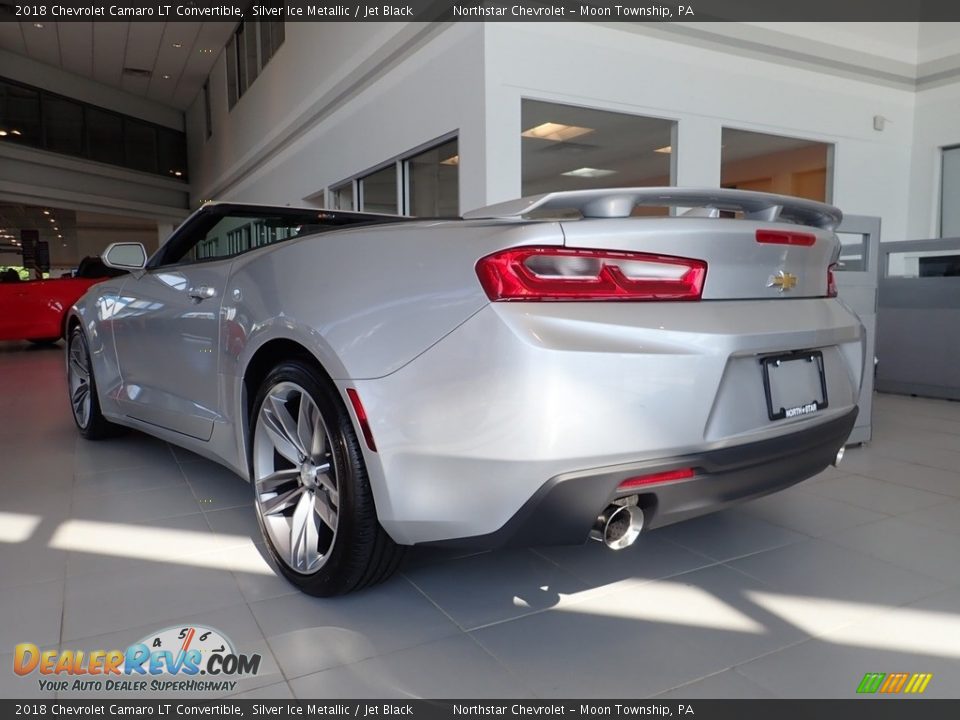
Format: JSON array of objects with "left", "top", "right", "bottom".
[
  {"left": 907, "top": 80, "right": 960, "bottom": 238},
  {"left": 187, "top": 21, "right": 957, "bottom": 243},
  {"left": 187, "top": 22, "right": 487, "bottom": 212},
  {"left": 482, "top": 23, "right": 916, "bottom": 239}
]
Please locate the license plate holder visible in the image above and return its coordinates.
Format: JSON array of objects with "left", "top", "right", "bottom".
[{"left": 761, "top": 350, "right": 829, "bottom": 421}]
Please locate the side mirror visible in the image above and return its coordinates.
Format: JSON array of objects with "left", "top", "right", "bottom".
[{"left": 102, "top": 242, "right": 147, "bottom": 270}]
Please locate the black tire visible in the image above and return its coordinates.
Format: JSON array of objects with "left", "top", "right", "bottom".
[
  {"left": 67, "top": 327, "right": 118, "bottom": 440},
  {"left": 250, "top": 359, "right": 405, "bottom": 596}
]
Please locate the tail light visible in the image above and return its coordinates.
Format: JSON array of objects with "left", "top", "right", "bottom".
[
  {"left": 827, "top": 263, "right": 838, "bottom": 298},
  {"left": 475, "top": 247, "right": 707, "bottom": 301}
]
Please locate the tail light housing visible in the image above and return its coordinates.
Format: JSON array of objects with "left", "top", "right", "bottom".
[
  {"left": 827, "top": 263, "right": 838, "bottom": 298},
  {"left": 475, "top": 247, "right": 707, "bottom": 301}
]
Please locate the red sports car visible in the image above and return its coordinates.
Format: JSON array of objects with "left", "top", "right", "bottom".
[{"left": 0, "top": 258, "right": 123, "bottom": 344}]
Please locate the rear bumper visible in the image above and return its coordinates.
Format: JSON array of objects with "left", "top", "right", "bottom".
[
  {"left": 357, "top": 299, "right": 863, "bottom": 545},
  {"left": 420, "top": 406, "right": 857, "bottom": 549}
]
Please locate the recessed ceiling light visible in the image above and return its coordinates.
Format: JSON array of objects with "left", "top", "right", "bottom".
[
  {"left": 440, "top": 155, "right": 459, "bottom": 166},
  {"left": 0, "top": 130, "right": 7, "bottom": 137},
  {"left": 562, "top": 167, "right": 617, "bottom": 179},
  {"left": 200, "top": 48, "right": 214, "bottom": 54},
  {"left": 162, "top": 74, "right": 171, "bottom": 80},
  {"left": 172, "top": 42, "right": 183, "bottom": 48},
  {"left": 10, "top": 129, "right": 21, "bottom": 136},
  {"left": 42, "top": 210, "right": 50, "bottom": 215},
  {"left": 522, "top": 122, "right": 594, "bottom": 142},
  {"left": 57, "top": 234, "right": 62, "bottom": 239},
  {"left": 654, "top": 145, "right": 673, "bottom": 154},
  {"left": 33, "top": 22, "right": 43, "bottom": 28},
  {"left": 48, "top": 217, "right": 55, "bottom": 222}
]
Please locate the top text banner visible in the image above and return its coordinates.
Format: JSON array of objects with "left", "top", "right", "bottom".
[{"left": 2, "top": 0, "right": 960, "bottom": 21}]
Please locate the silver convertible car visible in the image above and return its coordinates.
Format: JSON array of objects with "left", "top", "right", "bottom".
[{"left": 66, "top": 188, "right": 863, "bottom": 596}]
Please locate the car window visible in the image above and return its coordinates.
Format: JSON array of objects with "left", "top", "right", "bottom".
[
  {"left": 181, "top": 214, "right": 327, "bottom": 265},
  {"left": 152, "top": 207, "right": 407, "bottom": 269},
  {"left": 158, "top": 211, "right": 340, "bottom": 268}
]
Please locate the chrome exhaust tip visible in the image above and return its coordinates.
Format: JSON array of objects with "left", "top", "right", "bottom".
[
  {"left": 833, "top": 445, "right": 845, "bottom": 467},
  {"left": 590, "top": 503, "right": 644, "bottom": 550}
]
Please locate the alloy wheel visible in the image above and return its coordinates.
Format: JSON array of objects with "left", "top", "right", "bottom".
[
  {"left": 67, "top": 334, "right": 92, "bottom": 429},
  {"left": 252, "top": 381, "right": 340, "bottom": 574}
]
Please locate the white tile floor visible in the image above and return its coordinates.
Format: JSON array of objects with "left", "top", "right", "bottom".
[{"left": 2, "top": 341, "right": 959, "bottom": 699}]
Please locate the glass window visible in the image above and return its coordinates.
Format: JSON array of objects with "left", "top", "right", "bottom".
[
  {"left": 260, "top": 21, "right": 284, "bottom": 68},
  {"left": 124, "top": 119, "right": 158, "bottom": 174},
  {"left": 360, "top": 165, "right": 398, "bottom": 214},
  {"left": 171, "top": 209, "right": 360, "bottom": 265},
  {"left": 329, "top": 182, "right": 355, "bottom": 211},
  {"left": 269, "top": 21, "right": 285, "bottom": 61},
  {"left": 235, "top": 26, "right": 249, "bottom": 97},
  {"left": 42, "top": 96, "right": 84, "bottom": 156},
  {"left": 225, "top": 36, "right": 238, "bottom": 109},
  {"left": 406, "top": 139, "right": 459, "bottom": 217},
  {"left": 0, "top": 77, "right": 186, "bottom": 178},
  {"left": 941, "top": 146, "right": 960, "bottom": 237},
  {"left": 521, "top": 100, "right": 674, "bottom": 197},
  {"left": 0, "top": 81, "right": 41, "bottom": 146},
  {"left": 887, "top": 250, "right": 960, "bottom": 278},
  {"left": 721, "top": 129, "right": 832, "bottom": 202},
  {"left": 225, "top": 21, "right": 283, "bottom": 107},
  {"left": 203, "top": 81, "right": 212, "bottom": 139},
  {"left": 243, "top": 23, "right": 259, "bottom": 89},
  {"left": 85, "top": 107, "right": 124, "bottom": 166},
  {"left": 158, "top": 128, "right": 187, "bottom": 181}
]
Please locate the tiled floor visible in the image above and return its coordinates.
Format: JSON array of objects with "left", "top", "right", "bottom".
[{"left": 2, "top": 341, "right": 959, "bottom": 699}]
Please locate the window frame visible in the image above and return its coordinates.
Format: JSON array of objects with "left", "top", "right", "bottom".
[
  {"left": 225, "top": 19, "right": 285, "bottom": 110},
  {"left": 329, "top": 134, "right": 460, "bottom": 218},
  {"left": 939, "top": 144, "right": 960, "bottom": 238}
]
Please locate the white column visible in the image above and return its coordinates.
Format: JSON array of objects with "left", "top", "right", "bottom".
[{"left": 674, "top": 117, "right": 723, "bottom": 189}]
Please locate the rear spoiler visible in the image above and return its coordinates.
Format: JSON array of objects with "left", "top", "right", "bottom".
[{"left": 463, "top": 187, "right": 842, "bottom": 230}]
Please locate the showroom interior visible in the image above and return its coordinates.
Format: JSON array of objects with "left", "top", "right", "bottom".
[{"left": 1, "top": 18, "right": 960, "bottom": 699}]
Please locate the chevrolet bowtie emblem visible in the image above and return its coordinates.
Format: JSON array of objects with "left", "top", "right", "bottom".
[{"left": 768, "top": 270, "right": 798, "bottom": 292}]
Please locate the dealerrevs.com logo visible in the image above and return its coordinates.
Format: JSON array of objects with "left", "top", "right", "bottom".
[{"left": 13, "top": 625, "right": 261, "bottom": 693}]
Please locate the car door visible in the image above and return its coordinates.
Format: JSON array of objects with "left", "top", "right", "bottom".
[
  {"left": 0, "top": 279, "right": 28, "bottom": 340},
  {"left": 111, "top": 216, "right": 234, "bottom": 441}
]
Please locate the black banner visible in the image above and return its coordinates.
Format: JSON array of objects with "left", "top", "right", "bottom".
[
  {"left": 19, "top": 229, "right": 38, "bottom": 268},
  {"left": 1, "top": 0, "right": 960, "bottom": 22},
  {"left": 2, "top": 700, "right": 960, "bottom": 719}
]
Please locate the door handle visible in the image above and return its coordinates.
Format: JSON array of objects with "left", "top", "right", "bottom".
[{"left": 188, "top": 286, "right": 216, "bottom": 301}]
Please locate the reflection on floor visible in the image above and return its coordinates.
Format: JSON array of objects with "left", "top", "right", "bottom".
[{"left": 2, "top": 341, "right": 959, "bottom": 699}]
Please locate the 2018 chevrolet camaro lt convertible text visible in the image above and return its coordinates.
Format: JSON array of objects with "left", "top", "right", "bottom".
[{"left": 65, "top": 188, "right": 863, "bottom": 596}]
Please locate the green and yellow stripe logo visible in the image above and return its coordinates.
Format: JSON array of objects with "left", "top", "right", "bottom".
[{"left": 857, "top": 672, "right": 933, "bottom": 694}]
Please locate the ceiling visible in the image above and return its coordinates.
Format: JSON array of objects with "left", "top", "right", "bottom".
[{"left": 0, "top": 21, "right": 236, "bottom": 109}]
